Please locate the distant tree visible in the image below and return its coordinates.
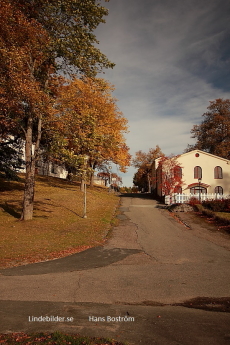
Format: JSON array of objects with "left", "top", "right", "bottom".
[
  {"left": 132, "top": 146, "right": 164, "bottom": 192},
  {"left": 133, "top": 169, "right": 148, "bottom": 192},
  {"left": 131, "top": 186, "right": 139, "bottom": 193},
  {"left": 185, "top": 98, "right": 230, "bottom": 159},
  {"left": 97, "top": 172, "right": 110, "bottom": 186},
  {"left": 120, "top": 186, "right": 135, "bottom": 193}
]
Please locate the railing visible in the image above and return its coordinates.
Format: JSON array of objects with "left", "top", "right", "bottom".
[{"left": 165, "top": 193, "right": 229, "bottom": 205}]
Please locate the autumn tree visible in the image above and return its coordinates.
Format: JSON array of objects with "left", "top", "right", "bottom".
[
  {"left": 15, "top": 0, "right": 115, "bottom": 77},
  {"left": 185, "top": 98, "right": 230, "bottom": 159},
  {"left": 132, "top": 146, "right": 164, "bottom": 192},
  {"left": 133, "top": 169, "right": 148, "bottom": 192},
  {"left": 156, "top": 155, "right": 184, "bottom": 197},
  {"left": 0, "top": 0, "right": 54, "bottom": 220},
  {"left": 0, "top": 0, "right": 115, "bottom": 220},
  {"left": 53, "top": 77, "right": 130, "bottom": 189}
]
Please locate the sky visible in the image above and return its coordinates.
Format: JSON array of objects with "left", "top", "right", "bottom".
[{"left": 95, "top": 0, "right": 230, "bottom": 187}]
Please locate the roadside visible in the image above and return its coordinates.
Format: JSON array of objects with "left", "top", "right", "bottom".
[
  {"left": 167, "top": 207, "right": 230, "bottom": 251},
  {"left": 0, "top": 193, "right": 230, "bottom": 344},
  {"left": 0, "top": 175, "right": 120, "bottom": 269}
]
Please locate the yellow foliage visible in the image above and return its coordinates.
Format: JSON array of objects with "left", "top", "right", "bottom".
[{"left": 55, "top": 76, "right": 131, "bottom": 171}]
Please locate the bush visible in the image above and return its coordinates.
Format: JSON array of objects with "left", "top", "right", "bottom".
[
  {"left": 202, "top": 199, "right": 230, "bottom": 212},
  {"left": 188, "top": 196, "right": 201, "bottom": 206}
]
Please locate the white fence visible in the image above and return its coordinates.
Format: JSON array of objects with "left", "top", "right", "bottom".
[{"left": 165, "top": 193, "right": 229, "bottom": 205}]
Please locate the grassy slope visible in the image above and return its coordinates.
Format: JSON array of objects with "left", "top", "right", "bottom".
[
  {"left": 0, "top": 175, "right": 119, "bottom": 269},
  {"left": 0, "top": 332, "right": 127, "bottom": 345}
]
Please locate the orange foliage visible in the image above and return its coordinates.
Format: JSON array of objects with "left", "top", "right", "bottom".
[
  {"left": 55, "top": 77, "right": 131, "bottom": 172},
  {"left": 0, "top": 0, "right": 53, "bottom": 132}
]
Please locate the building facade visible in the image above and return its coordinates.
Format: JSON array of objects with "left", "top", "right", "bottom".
[{"left": 151, "top": 150, "right": 230, "bottom": 200}]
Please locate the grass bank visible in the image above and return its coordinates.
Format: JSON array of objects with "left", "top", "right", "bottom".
[
  {"left": 0, "top": 175, "right": 120, "bottom": 269},
  {"left": 195, "top": 204, "right": 230, "bottom": 232},
  {"left": 0, "top": 332, "right": 127, "bottom": 345}
]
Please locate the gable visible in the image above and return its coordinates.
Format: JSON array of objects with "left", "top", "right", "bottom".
[{"left": 177, "top": 150, "right": 230, "bottom": 164}]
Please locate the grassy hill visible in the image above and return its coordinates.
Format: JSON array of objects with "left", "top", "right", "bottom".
[{"left": 0, "top": 175, "right": 120, "bottom": 269}]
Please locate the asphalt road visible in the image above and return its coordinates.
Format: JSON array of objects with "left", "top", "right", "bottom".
[{"left": 0, "top": 194, "right": 230, "bottom": 344}]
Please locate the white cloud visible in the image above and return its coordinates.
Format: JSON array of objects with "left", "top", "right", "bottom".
[{"left": 95, "top": 0, "right": 230, "bottom": 186}]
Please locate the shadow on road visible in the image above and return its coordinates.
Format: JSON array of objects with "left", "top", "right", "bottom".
[
  {"left": 0, "top": 247, "right": 141, "bottom": 276},
  {"left": 120, "top": 193, "right": 167, "bottom": 208},
  {"left": 120, "top": 193, "right": 156, "bottom": 200}
]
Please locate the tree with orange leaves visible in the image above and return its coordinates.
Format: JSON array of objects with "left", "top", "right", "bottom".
[
  {"left": 0, "top": 0, "right": 54, "bottom": 220},
  {"left": 52, "top": 77, "right": 130, "bottom": 188},
  {"left": 0, "top": 0, "right": 115, "bottom": 220}
]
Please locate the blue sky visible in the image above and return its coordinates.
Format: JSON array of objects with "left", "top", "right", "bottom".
[{"left": 95, "top": 0, "right": 230, "bottom": 187}]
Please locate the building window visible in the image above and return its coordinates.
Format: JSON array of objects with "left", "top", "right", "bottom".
[
  {"left": 174, "top": 166, "right": 182, "bottom": 178},
  {"left": 194, "top": 166, "right": 202, "bottom": 179},
  {"left": 215, "top": 186, "right": 223, "bottom": 195},
  {"left": 214, "top": 166, "right": 223, "bottom": 179},
  {"left": 190, "top": 186, "right": 207, "bottom": 194}
]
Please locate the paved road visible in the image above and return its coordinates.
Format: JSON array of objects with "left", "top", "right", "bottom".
[{"left": 0, "top": 194, "right": 230, "bottom": 344}]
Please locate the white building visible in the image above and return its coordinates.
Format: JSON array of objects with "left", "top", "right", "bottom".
[{"left": 152, "top": 150, "right": 230, "bottom": 203}]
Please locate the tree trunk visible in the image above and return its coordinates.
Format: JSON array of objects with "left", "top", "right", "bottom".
[
  {"left": 80, "top": 178, "right": 85, "bottom": 192},
  {"left": 21, "top": 115, "right": 42, "bottom": 220},
  {"left": 21, "top": 116, "right": 35, "bottom": 220},
  {"left": 89, "top": 161, "right": 96, "bottom": 187},
  {"left": 21, "top": 159, "right": 36, "bottom": 220}
]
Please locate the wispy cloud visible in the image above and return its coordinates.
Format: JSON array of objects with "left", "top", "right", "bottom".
[{"left": 96, "top": 0, "right": 230, "bottom": 186}]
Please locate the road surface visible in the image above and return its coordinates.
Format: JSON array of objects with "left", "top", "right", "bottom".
[{"left": 0, "top": 194, "right": 230, "bottom": 344}]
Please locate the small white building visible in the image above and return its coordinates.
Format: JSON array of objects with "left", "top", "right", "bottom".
[{"left": 152, "top": 150, "right": 230, "bottom": 203}]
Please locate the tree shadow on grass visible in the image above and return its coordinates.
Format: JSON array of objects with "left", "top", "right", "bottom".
[
  {"left": 0, "top": 178, "right": 25, "bottom": 193},
  {"left": 35, "top": 175, "right": 81, "bottom": 191},
  {"left": 34, "top": 200, "right": 83, "bottom": 219},
  {"left": 0, "top": 199, "right": 82, "bottom": 220},
  {"left": 0, "top": 202, "right": 21, "bottom": 219}
]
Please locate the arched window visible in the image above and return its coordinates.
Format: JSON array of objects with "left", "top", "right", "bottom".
[
  {"left": 190, "top": 186, "right": 207, "bottom": 194},
  {"left": 214, "top": 166, "right": 223, "bottom": 179},
  {"left": 194, "top": 166, "right": 202, "bottom": 179},
  {"left": 174, "top": 166, "right": 182, "bottom": 178},
  {"left": 215, "top": 186, "right": 223, "bottom": 195}
]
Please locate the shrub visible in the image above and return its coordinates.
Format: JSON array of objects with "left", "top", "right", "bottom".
[
  {"left": 188, "top": 196, "right": 201, "bottom": 206},
  {"left": 202, "top": 199, "right": 230, "bottom": 212}
]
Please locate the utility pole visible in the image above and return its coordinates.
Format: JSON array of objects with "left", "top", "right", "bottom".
[{"left": 83, "top": 155, "right": 89, "bottom": 218}]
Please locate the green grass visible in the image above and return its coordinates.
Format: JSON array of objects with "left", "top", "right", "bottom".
[
  {"left": 0, "top": 332, "right": 128, "bottom": 344},
  {"left": 0, "top": 175, "right": 120, "bottom": 269},
  {"left": 216, "top": 212, "right": 230, "bottom": 219}
]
